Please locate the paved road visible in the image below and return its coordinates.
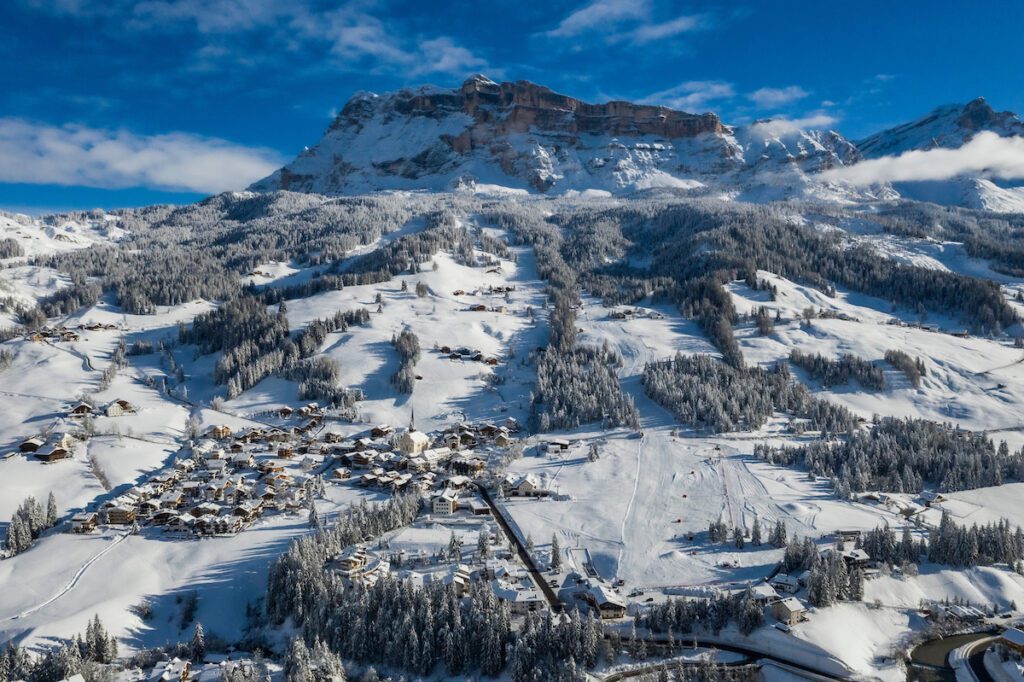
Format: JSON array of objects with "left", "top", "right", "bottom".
[{"left": 476, "top": 484, "right": 563, "bottom": 611}]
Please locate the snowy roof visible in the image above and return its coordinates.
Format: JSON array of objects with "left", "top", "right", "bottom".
[{"left": 1001, "top": 628, "right": 1024, "bottom": 646}]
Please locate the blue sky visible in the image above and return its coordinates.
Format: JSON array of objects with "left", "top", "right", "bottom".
[{"left": 2, "top": 0, "right": 1022, "bottom": 213}]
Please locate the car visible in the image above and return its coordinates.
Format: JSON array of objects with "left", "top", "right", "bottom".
[{"left": 773, "top": 623, "right": 791, "bottom": 633}]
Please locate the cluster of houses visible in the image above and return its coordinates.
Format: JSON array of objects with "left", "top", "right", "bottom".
[
  {"left": 70, "top": 421, "right": 332, "bottom": 537},
  {"left": 558, "top": 573, "right": 628, "bottom": 619},
  {"left": 608, "top": 307, "right": 664, "bottom": 321},
  {"left": 332, "top": 420, "right": 519, "bottom": 510},
  {"left": 18, "top": 432, "right": 78, "bottom": 462},
  {"left": 332, "top": 544, "right": 550, "bottom": 615},
  {"left": 26, "top": 326, "right": 82, "bottom": 343},
  {"left": 66, "top": 399, "right": 137, "bottom": 420},
  {"left": 437, "top": 345, "right": 500, "bottom": 366}
]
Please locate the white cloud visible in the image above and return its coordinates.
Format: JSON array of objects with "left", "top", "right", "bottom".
[
  {"left": 821, "top": 132, "right": 1024, "bottom": 185},
  {"left": 26, "top": 0, "right": 491, "bottom": 77},
  {"left": 544, "top": 0, "right": 706, "bottom": 45},
  {"left": 748, "top": 85, "right": 809, "bottom": 108},
  {"left": 623, "top": 14, "right": 703, "bottom": 43},
  {"left": 0, "top": 118, "right": 283, "bottom": 193},
  {"left": 639, "top": 80, "right": 735, "bottom": 111},
  {"left": 546, "top": 0, "right": 648, "bottom": 38}
]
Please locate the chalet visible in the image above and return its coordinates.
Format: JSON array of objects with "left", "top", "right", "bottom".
[
  {"left": 191, "top": 502, "right": 221, "bottom": 517},
  {"left": 332, "top": 467, "right": 351, "bottom": 481},
  {"left": 231, "top": 452, "right": 255, "bottom": 469},
  {"left": 333, "top": 546, "right": 389, "bottom": 585},
  {"left": 999, "top": 628, "right": 1024, "bottom": 653},
  {"left": 772, "top": 597, "right": 807, "bottom": 625},
  {"left": 159, "top": 491, "right": 184, "bottom": 509},
  {"left": 502, "top": 473, "right": 548, "bottom": 498},
  {"left": 151, "top": 510, "right": 178, "bottom": 526},
  {"left": 268, "top": 428, "right": 289, "bottom": 443},
  {"left": 451, "top": 454, "right": 486, "bottom": 475},
  {"left": 432, "top": 489, "right": 459, "bottom": 515},
  {"left": 139, "top": 499, "right": 161, "bottom": 515},
  {"left": 149, "top": 657, "right": 192, "bottom": 682},
  {"left": 769, "top": 574, "right": 800, "bottom": 594},
  {"left": 207, "top": 425, "right": 232, "bottom": 440},
  {"left": 492, "top": 579, "right": 546, "bottom": 615},
  {"left": 494, "top": 433, "right": 513, "bottom": 447},
  {"left": 278, "top": 406, "right": 294, "bottom": 418},
  {"left": 36, "top": 446, "right": 71, "bottom": 463},
  {"left": 447, "top": 564, "right": 473, "bottom": 597},
  {"left": 68, "top": 402, "right": 93, "bottom": 418},
  {"left": 396, "top": 429, "right": 430, "bottom": 456},
  {"left": 323, "top": 431, "right": 346, "bottom": 444},
  {"left": 105, "top": 399, "right": 135, "bottom": 417},
  {"left": 205, "top": 459, "right": 228, "bottom": 475},
  {"left": 469, "top": 304, "right": 487, "bottom": 312},
  {"left": 543, "top": 439, "right": 571, "bottom": 452},
  {"left": 233, "top": 502, "right": 262, "bottom": 522},
  {"left": 466, "top": 498, "right": 491, "bottom": 516},
  {"left": 205, "top": 447, "right": 225, "bottom": 460},
  {"left": 107, "top": 506, "right": 137, "bottom": 525},
  {"left": 371, "top": 424, "right": 394, "bottom": 438},
  {"left": 919, "top": 490, "right": 946, "bottom": 506},
  {"left": 749, "top": 583, "right": 780, "bottom": 605},
  {"left": 350, "top": 450, "right": 377, "bottom": 468},
  {"left": 19, "top": 437, "right": 44, "bottom": 453},
  {"left": 445, "top": 475, "right": 472, "bottom": 490},
  {"left": 585, "top": 582, "right": 627, "bottom": 619},
  {"left": 72, "top": 512, "right": 98, "bottom": 533}
]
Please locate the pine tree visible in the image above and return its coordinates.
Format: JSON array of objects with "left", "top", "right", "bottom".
[
  {"left": 550, "top": 533, "right": 561, "bottom": 570},
  {"left": 751, "top": 517, "right": 762, "bottom": 546},
  {"left": 286, "top": 638, "right": 312, "bottom": 682},
  {"left": 46, "top": 492, "right": 58, "bottom": 528},
  {"left": 191, "top": 622, "right": 206, "bottom": 662}
]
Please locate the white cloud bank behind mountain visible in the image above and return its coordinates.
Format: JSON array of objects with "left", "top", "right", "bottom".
[
  {"left": 0, "top": 118, "right": 283, "bottom": 193},
  {"left": 822, "top": 131, "right": 1024, "bottom": 185}
]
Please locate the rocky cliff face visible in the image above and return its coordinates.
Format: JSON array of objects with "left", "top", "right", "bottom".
[{"left": 249, "top": 76, "right": 859, "bottom": 198}]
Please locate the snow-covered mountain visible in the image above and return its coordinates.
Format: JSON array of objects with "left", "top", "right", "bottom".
[
  {"left": 250, "top": 75, "right": 862, "bottom": 198},
  {"left": 252, "top": 77, "right": 1022, "bottom": 209},
  {"left": 856, "top": 97, "right": 1024, "bottom": 158}
]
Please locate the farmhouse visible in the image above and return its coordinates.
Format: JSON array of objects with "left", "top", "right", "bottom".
[
  {"left": 19, "top": 437, "right": 44, "bottom": 453},
  {"left": 543, "top": 439, "right": 570, "bottom": 452},
  {"left": 206, "top": 425, "right": 232, "bottom": 440},
  {"left": 68, "top": 402, "right": 93, "bottom": 418},
  {"left": 106, "top": 506, "right": 137, "bottom": 525},
  {"left": 72, "top": 512, "right": 98, "bottom": 533},
  {"left": 501, "top": 473, "right": 548, "bottom": 498},
  {"left": 772, "top": 597, "right": 807, "bottom": 625},
  {"left": 769, "top": 574, "right": 800, "bottom": 594},
  {"left": 36, "top": 446, "right": 71, "bottom": 463},
  {"left": 105, "top": 399, "right": 136, "bottom": 417}
]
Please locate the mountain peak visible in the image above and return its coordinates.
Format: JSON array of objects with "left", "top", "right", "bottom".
[{"left": 857, "top": 96, "right": 1022, "bottom": 159}]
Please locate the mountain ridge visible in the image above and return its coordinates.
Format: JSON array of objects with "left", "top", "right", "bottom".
[{"left": 251, "top": 76, "right": 1023, "bottom": 209}]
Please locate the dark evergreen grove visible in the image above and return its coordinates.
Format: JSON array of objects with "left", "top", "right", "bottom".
[
  {"left": 755, "top": 417, "right": 1024, "bottom": 495},
  {"left": 789, "top": 350, "right": 885, "bottom": 391},
  {"left": 641, "top": 353, "right": 855, "bottom": 434}
]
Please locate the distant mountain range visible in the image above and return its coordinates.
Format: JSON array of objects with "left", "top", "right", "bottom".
[{"left": 251, "top": 75, "right": 1024, "bottom": 211}]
